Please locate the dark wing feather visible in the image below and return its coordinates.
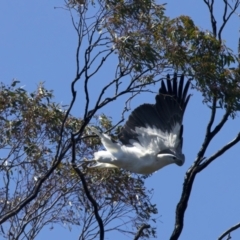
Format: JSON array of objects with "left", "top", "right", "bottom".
[
  {"left": 118, "top": 74, "right": 191, "bottom": 145},
  {"left": 118, "top": 104, "right": 158, "bottom": 145}
]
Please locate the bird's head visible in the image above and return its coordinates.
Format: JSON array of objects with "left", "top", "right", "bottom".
[{"left": 156, "top": 149, "right": 185, "bottom": 167}]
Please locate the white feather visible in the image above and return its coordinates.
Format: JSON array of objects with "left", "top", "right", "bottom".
[{"left": 89, "top": 125, "right": 181, "bottom": 174}]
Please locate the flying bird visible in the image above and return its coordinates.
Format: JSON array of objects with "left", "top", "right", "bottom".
[{"left": 90, "top": 74, "right": 191, "bottom": 174}]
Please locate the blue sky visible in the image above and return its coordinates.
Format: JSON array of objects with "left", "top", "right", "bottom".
[{"left": 1, "top": 1, "right": 240, "bottom": 239}]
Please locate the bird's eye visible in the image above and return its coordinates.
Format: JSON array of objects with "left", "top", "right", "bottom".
[{"left": 172, "top": 157, "right": 176, "bottom": 160}]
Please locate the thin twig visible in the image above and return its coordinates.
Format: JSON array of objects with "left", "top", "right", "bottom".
[
  {"left": 197, "top": 132, "right": 240, "bottom": 172},
  {"left": 196, "top": 97, "right": 217, "bottom": 163},
  {"left": 133, "top": 224, "right": 150, "bottom": 240},
  {"left": 196, "top": 107, "right": 229, "bottom": 165},
  {"left": 218, "top": 222, "right": 240, "bottom": 240}
]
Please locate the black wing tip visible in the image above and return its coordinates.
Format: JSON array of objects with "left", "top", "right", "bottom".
[
  {"left": 154, "top": 74, "right": 191, "bottom": 131},
  {"left": 118, "top": 74, "right": 191, "bottom": 144},
  {"left": 159, "top": 73, "right": 191, "bottom": 107}
]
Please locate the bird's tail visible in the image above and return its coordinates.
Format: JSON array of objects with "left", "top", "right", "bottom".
[
  {"left": 89, "top": 126, "right": 101, "bottom": 136},
  {"left": 89, "top": 126, "right": 121, "bottom": 154}
]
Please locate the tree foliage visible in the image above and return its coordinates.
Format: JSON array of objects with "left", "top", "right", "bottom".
[
  {"left": 1, "top": 0, "right": 240, "bottom": 239},
  {"left": 0, "top": 81, "right": 157, "bottom": 239}
]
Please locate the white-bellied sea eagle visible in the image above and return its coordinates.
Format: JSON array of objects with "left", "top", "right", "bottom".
[{"left": 90, "top": 74, "right": 190, "bottom": 174}]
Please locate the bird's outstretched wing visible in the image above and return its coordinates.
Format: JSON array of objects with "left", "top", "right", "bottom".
[{"left": 118, "top": 74, "right": 191, "bottom": 147}]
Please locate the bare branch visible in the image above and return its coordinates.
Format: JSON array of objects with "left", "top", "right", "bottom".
[
  {"left": 71, "top": 134, "right": 104, "bottom": 240},
  {"left": 218, "top": 222, "right": 240, "bottom": 240},
  {"left": 203, "top": 0, "right": 217, "bottom": 37},
  {"left": 204, "top": 0, "right": 240, "bottom": 41},
  {"left": 196, "top": 108, "right": 229, "bottom": 164},
  {"left": 195, "top": 97, "right": 217, "bottom": 163},
  {"left": 218, "top": 0, "right": 240, "bottom": 41},
  {"left": 171, "top": 107, "right": 230, "bottom": 239},
  {"left": 133, "top": 224, "right": 150, "bottom": 240},
  {"left": 170, "top": 164, "right": 197, "bottom": 240},
  {"left": 198, "top": 132, "right": 240, "bottom": 172}
]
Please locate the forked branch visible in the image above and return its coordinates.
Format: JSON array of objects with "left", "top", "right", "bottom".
[{"left": 170, "top": 104, "right": 237, "bottom": 239}]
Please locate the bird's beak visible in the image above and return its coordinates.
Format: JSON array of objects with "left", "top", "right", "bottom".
[{"left": 175, "top": 159, "right": 184, "bottom": 166}]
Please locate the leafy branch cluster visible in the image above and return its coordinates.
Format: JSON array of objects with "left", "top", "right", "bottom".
[
  {"left": 0, "top": 81, "right": 157, "bottom": 239},
  {"left": 98, "top": 0, "right": 240, "bottom": 114}
]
